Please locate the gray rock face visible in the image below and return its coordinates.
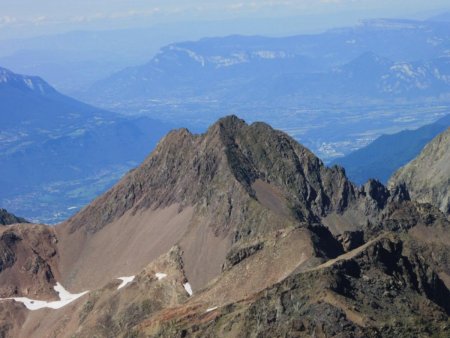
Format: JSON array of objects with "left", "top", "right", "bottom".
[
  {"left": 67, "top": 115, "right": 358, "bottom": 233},
  {"left": 0, "top": 209, "right": 27, "bottom": 226},
  {"left": 390, "top": 127, "right": 450, "bottom": 215}
]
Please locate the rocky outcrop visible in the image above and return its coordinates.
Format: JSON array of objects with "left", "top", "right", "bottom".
[
  {"left": 0, "top": 224, "right": 58, "bottom": 299},
  {"left": 145, "top": 228, "right": 450, "bottom": 337},
  {"left": 0, "top": 209, "right": 28, "bottom": 226},
  {"left": 223, "top": 242, "right": 264, "bottom": 271},
  {"left": 390, "top": 127, "right": 450, "bottom": 215}
]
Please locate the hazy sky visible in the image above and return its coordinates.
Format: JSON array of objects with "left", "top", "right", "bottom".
[{"left": 1, "top": 0, "right": 449, "bottom": 38}]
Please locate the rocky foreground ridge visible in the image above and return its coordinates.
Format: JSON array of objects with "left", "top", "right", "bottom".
[{"left": 0, "top": 116, "right": 448, "bottom": 337}]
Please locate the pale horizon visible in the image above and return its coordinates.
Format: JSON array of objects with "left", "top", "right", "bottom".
[{"left": 1, "top": 0, "right": 449, "bottom": 40}]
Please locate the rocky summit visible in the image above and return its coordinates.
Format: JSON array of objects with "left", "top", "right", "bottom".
[{"left": 0, "top": 116, "right": 448, "bottom": 338}]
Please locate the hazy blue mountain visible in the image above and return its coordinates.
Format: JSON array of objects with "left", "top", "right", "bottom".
[
  {"left": 78, "top": 18, "right": 450, "bottom": 162},
  {"left": 428, "top": 12, "right": 450, "bottom": 22},
  {"left": 0, "top": 67, "right": 173, "bottom": 223},
  {"left": 0, "top": 66, "right": 108, "bottom": 128},
  {"left": 84, "top": 18, "right": 450, "bottom": 108},
  {"left": 0, "top": 29, "right": 168, "bottom": 94},
  {"left": 0, "top": 15, "right": 349, "bottom": 94},
  {"left": 331, "top": 114, "right": 450, "bottom": 185}
]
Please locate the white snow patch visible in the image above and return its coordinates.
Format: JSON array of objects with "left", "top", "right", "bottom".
[
  {"left": 155, "top": 273, "right": 167, "bottom": 280},
  {"left": 24, "top": 78, "right": 34, "bottom": 90},
  {"left": 117, "top": 276, "right": 135, "bottom": 290},
  {"left": 0, "top": 283, "right": 88, "bottom": 310},
  {"left": 183, "top": 282, "right": 193, "bottom": 296},
  {"left": 206, "top": 306, "right": 218, "bottom": 313}
]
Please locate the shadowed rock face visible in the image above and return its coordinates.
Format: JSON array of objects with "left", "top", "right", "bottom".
[
  {"left": 65, "top": 115, "right": 358, "bottom": 234},
  {"left": 0, "top": 116, "right": 449, "bottom": 338},
  {"left": 0, "top": 209, "right": 28, "bottom": 226},
  {"left": 390, "top": 127, "right": 450, "bottom": 216},
  {"left": 56, "top": 115, "right": 363, "bottom": 293}
]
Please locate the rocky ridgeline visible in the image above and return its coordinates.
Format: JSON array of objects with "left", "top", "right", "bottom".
[{"left": 0, "top": 116, "right": 448, "bottom": 337}]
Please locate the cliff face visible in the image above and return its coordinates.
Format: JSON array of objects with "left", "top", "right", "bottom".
[{"left": 390, "top": 127, "right": 450, "bottom": 215}]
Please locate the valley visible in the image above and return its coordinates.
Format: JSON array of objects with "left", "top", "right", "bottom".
[{"left": 102, "top": 98, "right": 450, "bottom": 161}]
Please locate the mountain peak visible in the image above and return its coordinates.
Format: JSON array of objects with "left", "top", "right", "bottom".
[
  {"left": 57, "top": 115, "right": 360, "bottom": 293},
  {"left": 215, "top": 114, "right": 247, "bottom": 129},
  {"left": 65, "top": 115, "right": 357, "bottom": 238},
  {"left": 0, "top": 65, "right": 55, "bottom": 96},
  {"left": 206, "top": 114, "right": 247, "bottom": 138}
]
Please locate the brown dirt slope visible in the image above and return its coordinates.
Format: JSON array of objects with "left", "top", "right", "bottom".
[{"left": 141, "top": 209, "right": 450, "bottom": 338}]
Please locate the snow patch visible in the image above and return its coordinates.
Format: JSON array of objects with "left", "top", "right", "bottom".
[
  {"left": 206, "top": 306, "right": 218, "bottom": 313},
  {"left": 117, "top": 276, "right": 135, "bottom": 290},
  {"left": 183, "top": 282, "right": 193, "bottom": 296},
  {"left": 24, "top": 78, "right": 34, "bottom": 90},
  {"left": 0, "top": 283, "right": 88, "bottom": 310},
  {"left": 155, "top": 272, "right": 167, "bottom": 280}
]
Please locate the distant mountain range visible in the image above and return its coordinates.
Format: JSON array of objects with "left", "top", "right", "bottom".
[
  {"left": 428, "top": 11, "right": 450, "bottom": 22},
  {"left": 0, "top": 16, "right": 342, "bottom": 94},
  {"left": 76, "top": 17, "right": 450, "bottom": 161},
  {"left": 0, "top": 67, "right": 172, "bottom": 223},
  {"left": 84, "top": 18, "right": 450, "bottom": 110},
  {"left": 332, "top": 114, "right": 450, "bottom": 185}
]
